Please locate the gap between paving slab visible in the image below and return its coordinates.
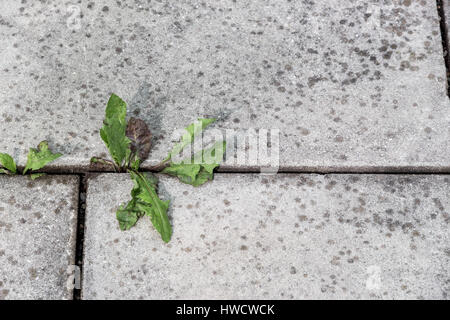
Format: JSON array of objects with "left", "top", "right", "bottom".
[
  {"left": 73, "top": 174, "right": 87, "bottom": 300},
  {"left": 25, "top": 165, "right": 450, "bottom": 175}
]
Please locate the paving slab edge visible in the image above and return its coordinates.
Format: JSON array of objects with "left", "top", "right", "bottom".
[{"left": 17, "top": 164, "right": 450, "bottom": 175}]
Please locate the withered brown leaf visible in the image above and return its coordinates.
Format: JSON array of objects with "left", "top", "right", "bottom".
[{"left": 126, "top": 117, "right": 152, "bottom": 161}]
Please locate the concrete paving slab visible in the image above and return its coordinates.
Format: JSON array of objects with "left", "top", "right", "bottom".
[
  {"left": 0, "top": 1, "right": 449, "bottom": 172},
  {"left": 83, "top": 173, "right": 449, "bottom": 299},
  {"left": 0, "top": 175, "right": 78, "bottom": 300}
]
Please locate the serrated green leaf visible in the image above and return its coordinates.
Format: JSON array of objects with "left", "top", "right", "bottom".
[
  {"left": 119, "top": 171, "right": 172, "bottom": 243},
  {"left": 162, "top": 140, "right": 226, "bottom": 186},
  {"left": 100, "top": 94, "right": 131, "bottom": 168},
  {"left": 117, "top": 207, "right": 141, "bottom": 230},
  {"left": 162, "top": 163, "right": 201, "bottom": 183},
  {"left": 116, "top": 177, "right": 146, "bottom": 230},
  {"left": 190, "top": 167, "right": 214, "bottom": 187},
  {"left": 116, "top": 191, "right": 144, "bottom": 231},
  {"left": 0, "top": 153, "right": 17, "bottom": 174},
  {"left": 30, "top": 173, "right": 46, "bottom": 180},
  {"left": 23, "top": 141, "right": 62, "bottom": 175},
  {"left": 165, "top": 118, "right": 216, "bottom": 161}
]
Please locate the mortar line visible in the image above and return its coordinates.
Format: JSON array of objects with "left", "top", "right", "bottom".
[
  {"left": 437, "top": 0, "right": 450, "bottom": 96},
  {"left": 213, "top": 171, "right": 450, "bottom": 175},
  {"left": 12, "top": 170, "right": 450, "bottom": 176},
  {"left": 73, "top": 173, "right": 87, "bottom": 301}
]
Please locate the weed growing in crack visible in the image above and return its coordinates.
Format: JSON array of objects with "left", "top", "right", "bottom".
[
  {"left": 91, "top": 93, "right": 226, "bottom": 243},
  {"left": 0, "top": 141, "right": 62, "bottom": 180}
]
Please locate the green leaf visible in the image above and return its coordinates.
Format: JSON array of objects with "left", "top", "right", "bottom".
[
  {"left": 162, "top": 163, "right": 201, "bottom": 183},
  {"left": 30, "top": 173, "right": 46, "bottom": 180},
  {"left": 132, "top": 171, "right": 172, "bottom": 242},
  {"left": 190, "top": 167, "right": 214, "bottom": 187},
  {"left": 162, "top": 140, "right": 226, "bottom": 186},
  {"left": 0, "top": 153, "right": 17, "bottom": 174},
  {"left": 116, "top": 184, "right": 145, "bottom": 230},
  {"left": 23, "top": 141, "right": 62, "bottom": 174},
  {"left": 116, "top": 175, "right": 147, "bottom": 230},
  {"left": 130, "top": 158, "right": 141, "bottom": 171},
  {"left": 100, "top": 94, "right": 131, "bottom": 168},
  {"left": 117, "top": 206, "right": 142, "bottom": 230},
  {"left": 165, "top": 118, "right": 216, "bottom": 161},
  {"left": 118, "top": 171, "right": 172, "bottom": 242}
]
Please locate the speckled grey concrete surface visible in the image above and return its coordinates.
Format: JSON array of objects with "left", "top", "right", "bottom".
[
  {"left": 0, "top": 175, "right": 78, "bottom": 300},
  {"left": 0, "top": 1, "right": 449, "bottom": 171},
  {"left": 83, "top": 174, "right": 449, "bottom": 299}
]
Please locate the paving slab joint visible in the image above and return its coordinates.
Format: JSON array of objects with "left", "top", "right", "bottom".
[{"left": 73, "top": 174, "right": 87, "bottom": 300}]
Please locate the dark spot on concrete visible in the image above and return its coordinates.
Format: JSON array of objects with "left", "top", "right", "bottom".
[
  {"left": 325, "top": 181, "right": 337, "bottom": 190},
  {"left": 432, "top": 198, "right": 444, "bottom": 211},
  {"left": 0, "top": 289, "right": 9, "bottom": 300},
  {"left": 28, "top": 268, "right": 38, "bottom": 280},
  {"left": 334, "top": 135, "right": 344, "bottom": 142},
  {"left": 7, "top": 256, "right": 17, "bottom": 265},
  {"left": 308, "top": 76, "right": 327, "bottom": 88},
  {"left": 7, "top": 196, "right": 15, "bottom": 205},
  {"left": 298, "top": 127, "right": 310, "bottom": 136}
]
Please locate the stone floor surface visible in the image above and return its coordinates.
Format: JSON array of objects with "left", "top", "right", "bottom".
[{"left": 0, "top": 1, "right": 449, "bottom": 300}]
